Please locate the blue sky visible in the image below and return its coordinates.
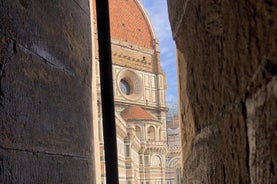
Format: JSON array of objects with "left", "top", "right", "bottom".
[{"left": 140, "top": 0, "right": 178, "bottom": 106}]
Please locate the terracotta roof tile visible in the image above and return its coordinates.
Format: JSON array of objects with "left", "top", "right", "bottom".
[
  {"left": 109, "top": 0, "right": 153, "bottom": 49},
  {"left": 93, "top": 0, "right": 154, "bottom": 49},
  {"left": 120, "top": 105, "right": 156, "bottom": 121}
]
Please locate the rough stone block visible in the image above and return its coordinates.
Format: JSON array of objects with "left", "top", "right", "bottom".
[
  {"left": 0, "top": 148, "right": 93, "bottom": 184},
  {"left": 0, "top": 0, "right": 94, "bottom": 183},
  {"left": 167, "top": 0, "right": 276, "bottom": 183}
]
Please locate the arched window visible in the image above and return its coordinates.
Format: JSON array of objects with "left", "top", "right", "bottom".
[
  {"left": 148, "top": 126, "right": 155, "bottom": 141},
  {"left": 152, "top": 155, "right": 162, "bottom": 167},
  {"left": 135, "top": 126, "right": 142, "bottom": 139}
]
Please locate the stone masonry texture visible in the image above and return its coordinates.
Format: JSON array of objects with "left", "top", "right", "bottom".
[
  {"left": 167, "top": 0, "right": 276, "bottom": 183},
  {"left": 0, "top": 0, "right": 95, "bottom": 183}
]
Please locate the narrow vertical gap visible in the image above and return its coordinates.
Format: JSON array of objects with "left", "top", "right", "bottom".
[
  {"left": 0, "top": 60, "right": 5, "bottom": 107},
  {"left": 241, "top": 100, "right": 251, "bottom": 183},
  {"left": 95, "top": 0, "right": 119, "bottom": 183}
]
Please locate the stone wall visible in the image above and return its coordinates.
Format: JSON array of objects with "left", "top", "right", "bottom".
[
  {"left": 167, "top": 0, "right": 276, "bottom": 183},
  {"left": 0, "top": 0, "right": 95, "bottom": 183}
]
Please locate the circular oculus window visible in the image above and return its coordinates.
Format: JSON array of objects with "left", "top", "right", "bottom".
[
  {"left": 117, "top": 69, "right": 143, "bottom": 100},
  {"left": 120, "top": 79, "right": 131, "bottom": 95}
]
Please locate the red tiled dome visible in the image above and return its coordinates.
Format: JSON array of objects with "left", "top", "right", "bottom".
[
  {"left": 109, "top": 0, "right": 154, "bottom": 49},
  {"left": 120, "top": 105, "right": 156, "bottom": 121}
]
